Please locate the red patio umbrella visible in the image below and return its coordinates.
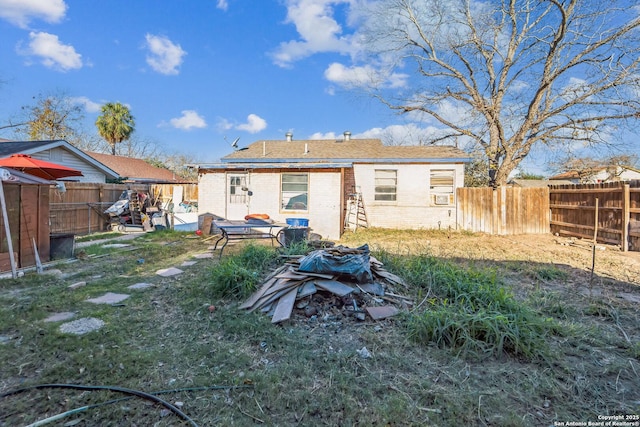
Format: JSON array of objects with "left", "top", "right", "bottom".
[{"left": 0, "top": 154, "right": 83, "bottom": 180}]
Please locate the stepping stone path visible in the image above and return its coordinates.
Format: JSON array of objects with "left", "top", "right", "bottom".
[
  {"left": 101, "top": 243, "right": 132, "bottom": 249},
  {"left": 156, "top": 267, "right": 183, "bottom": 277},
  {"left": 68, "top": 281, "right": 86, "bottom": 289},
  {"left": 194, "top": 252, "right": 213, "bottom": 259},
  {"left": 86, "top": 292, "right": 130, "bottom": 304},
  {"left": 54, "top": 254, "right": 201, "bottom": 336},
  {"left": 59, "top": 317, "right": 105, "bottom": 335},
  {"left": 128, "top": 282, "right": 155, "bottom": 290}
]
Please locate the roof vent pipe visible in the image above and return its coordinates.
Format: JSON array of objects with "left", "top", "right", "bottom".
[
  {"left": 286, "top": 132, "right": 293, "bottom": 142},
  {"left": 344, "top": 131, "right": 351, "bottom": 141}
]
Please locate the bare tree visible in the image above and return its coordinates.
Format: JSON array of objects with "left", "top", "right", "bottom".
[
  {"left": 14, "top": 92, "right": 84, "bottom": 143},
  {"left": 361, "top": 0, "right": 640, "bottom": 186},
  {"left": 147, "top": 151, "right": 198, "bottom": 181},
  {"left": 116, "top": 135, "right": 163, "bottom": 159}
]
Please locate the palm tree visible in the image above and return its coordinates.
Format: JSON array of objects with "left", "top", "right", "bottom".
[{"left": 95, "top": 102, "right": 135, "bottom": 155}]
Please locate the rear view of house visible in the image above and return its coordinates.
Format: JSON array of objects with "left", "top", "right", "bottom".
[{"left": 197, "top": 132, "right": 470, "bottom": 240}]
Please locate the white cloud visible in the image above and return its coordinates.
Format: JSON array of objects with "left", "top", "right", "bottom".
[
  {"left": 144, "top": 34, "right": 186, "bottom": 75},
  {"left": 271, "top": 0, "right": 356, "bottom": 67},
  {"left": 0, "top": 0, "right": 66, "bottom": 28},
  {"left": 70, "top": 96, "right": 101, "bottom": 113},
  {"left": 324, "top": 62, "right": 408, "bottom": 89},
  {"left": 308, "top": 124, "right": 454, "bottom": 146},
  {"left": 236, "top": 114, "right": 267, "bottom": 133},
  {"left": 216, "top": 114, "right": 267, "bottom": 133},
  {"left": 22, "top": 31, "right": 82, "bottom": 71},
  {"left": 309, "top": 131, "right": 338, "bottom": 139},
  {"left": 356, "top": 124, "right": 449, "bottom": 146},
  {"left": 216, "top": 117, "right": 234, "bottom": 132},
  {"left": 170, "top": 110, "right": 207, "bottom": 130},
  {"left": 216, "top": 0, "right": 228, "bottom": 11}
]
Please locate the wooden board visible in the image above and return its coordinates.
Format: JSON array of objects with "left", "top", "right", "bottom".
[
  {"left": 249, "top": 283, "right": 301, "bottom": 312},
  {"left": 297, "top": 281, "right": 317, "bottom": 299},
  {"left": 201, "top": 216, "right": 213, "bottom": 235},
  {"left": 366, "top": 305, "right": 399, "bottom": 320},
  {"left": 239, "top": 277, "right": 278, "bottom": 309},
  {"left": 314, "top": 279, "right": 354, "bottom": 296},
  {"left": 271, "top": 288, "right": 298, "bottom": 323},
  {"left": 0, "top": 252, "right": 18, "bottom": 272}
]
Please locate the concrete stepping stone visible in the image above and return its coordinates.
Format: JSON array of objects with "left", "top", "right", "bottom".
[
  {"left": 128, "top": 282, "right": 155, "bottom": 290},
  {"left": 86, "top": 292, "right": 130, "bottom": 304},
  {"left": 44, "top": 312, "right": 76, "bottom": 322},
  {"left": 194, "top": 253, "right": 213, "bottom": 259},
  {"left": 181, "top": 261, "right": 197, "bottom": 267},
  {"left": 617, "top": 292, "right": 640, "bottom": 303},
  {"left": 59, "top": 317, "right": 105, "bottom": 335},
  {"left": 156, "top": 267, "right": 183, "bottom": 277},
  {"left": 101, "top": 243, "right": 132, "bottom": 248},
  {"left": 68, "top": 281, "right": 86, "bottom": 289}
]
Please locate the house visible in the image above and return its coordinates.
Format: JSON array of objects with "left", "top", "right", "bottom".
[
  {"left": 0, "top": 139, "right": 119, "bottom": 183},
  {"left": 85, "top": 152, "right": 191, "bottom": 184},
  {"left": 549, "top": 165, "right": 640, "bottom": 184},
  {"left": 196, "top": 132, "right": 471, "bottom": 240}
]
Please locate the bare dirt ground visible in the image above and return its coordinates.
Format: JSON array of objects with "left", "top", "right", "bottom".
[{"left": 342, "top": 230, "right": 640, "bottom": 297}]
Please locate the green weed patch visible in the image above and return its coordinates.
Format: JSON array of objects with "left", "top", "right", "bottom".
[{"left": 385, "top": 254, "right": 559, "bottom": 360}]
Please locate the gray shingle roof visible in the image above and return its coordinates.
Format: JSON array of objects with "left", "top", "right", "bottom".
[{"left": 0, "top": 140, "right": 59, "bottom": 157}]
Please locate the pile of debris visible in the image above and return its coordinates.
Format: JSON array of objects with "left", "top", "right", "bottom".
[{"left": 240, "top": 245, "right": 414, "bottom": 323}]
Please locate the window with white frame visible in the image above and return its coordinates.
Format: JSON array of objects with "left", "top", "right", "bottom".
[
  {"left": 228, "top": 174, "right": 247, "bottom": 204},
  {"left": 430, "top": 170, "right": 455, "bottom": 205},
  {"left": 374, "top": 169, "right": 397, "bottom": 201},
  {"left": 281, "top": 173, "right": 308, "bottom": 210}
]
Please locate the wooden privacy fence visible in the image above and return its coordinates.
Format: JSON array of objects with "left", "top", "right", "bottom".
[
  {"left": 49, "top": 183, "right": 150, "bottom": 235},
  {"left": 549, "top": 181, "right": 640, "bottom": 251},
  {"left": 49, "top": 182, "right": 199, "bottom": 235},
  {"left": 456, "top": 186, "right": 550, "bottom": 235}
]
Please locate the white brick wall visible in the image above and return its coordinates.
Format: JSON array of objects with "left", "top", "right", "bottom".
[
  {"left": 354, "top": 163, "right": 464, "bottom": 230},
  {"left": 198, "top": 170, "right": 343, "bottom": 240},
  {"left": 197, "top": 172, "right": 226, "bottom": 216}
]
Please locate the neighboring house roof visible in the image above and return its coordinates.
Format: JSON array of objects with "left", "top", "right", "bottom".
[
  {"left": 0, "top": 139, "right": 119, "bottom": 180},
  {"left": 86, "top": 151, "right": 192, "bottom": 183},
  {"left": 508, "top": 179, "right": 574, "bottom": 188},
  {"left": 198, "top": 137, "right": 471, "bottom": 169},
  {"left": 549, "top": 165, "right": 640, "bottom": 181}
]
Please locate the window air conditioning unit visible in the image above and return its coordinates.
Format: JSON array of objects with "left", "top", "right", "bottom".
[{"left": 433, "top": 194, "right": 452, "bottom": 205}]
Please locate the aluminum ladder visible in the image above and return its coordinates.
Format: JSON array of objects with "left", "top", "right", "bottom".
[{"left": 344, "top": 191, "right": 368, "bottom": 231}]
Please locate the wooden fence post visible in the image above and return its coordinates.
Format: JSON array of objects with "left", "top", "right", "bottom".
[{"left": 623, "top": 183, "right": 630, "bottom": 252}]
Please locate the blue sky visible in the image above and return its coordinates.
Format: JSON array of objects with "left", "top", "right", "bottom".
[
  {"left": 0, "top": 0, "right": 637, "bottom": 174},
  {"left": 0, "top": 0, "right": 409, "bottom": 163}
]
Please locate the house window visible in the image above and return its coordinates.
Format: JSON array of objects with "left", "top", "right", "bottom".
[
  {"left": 430, "top": 170, "right": 455, "bottom": 205},
  {"left": 375, "top": 169, "right": 397, "bottom": 201},
  {"left": 281, "top": 173, "right": 308, "bottom": 210},
  {"left": 229, "top": 174, "right": 247, "bottom": 204}
]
